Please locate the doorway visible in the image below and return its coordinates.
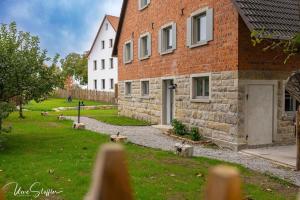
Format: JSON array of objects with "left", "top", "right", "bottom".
[
  {"left": 162, "top": 79, "right": 175, "bottom": 125},
  {"left": 246, "top": 81, "right": 277, "bottom": 146}
]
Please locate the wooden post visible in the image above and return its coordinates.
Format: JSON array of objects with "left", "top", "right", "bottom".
[
  {"left": 205, "top": 165, "right": 242, "bottom": 200},
  {"left": 0, "top": 188, "right": 4, "bottom": 200},
  {"left": 296, "top": 108, "right": 300, "bottom": 170},
  {"left": 84, "top": 144, "right": 133, "bottom": 200}
]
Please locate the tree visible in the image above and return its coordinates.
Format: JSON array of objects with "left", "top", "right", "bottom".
[
  {"left": 0, "top": 22, "right": 63, "bottom": 123},
  {"left": 60, "top": 53, "right": 88, "bottom": 86},
  {"left": 251, "top": 31, "right": 300, "bottom": 64}
]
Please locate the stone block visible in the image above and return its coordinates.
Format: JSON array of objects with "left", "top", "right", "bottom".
[
  {"left": 175, "top": 143, "right": 194, "bottom": 157},
  {"left": 73, "top": 123, "right": 86, "bottom": 130},
  {"left": 110, "top": 134, "right": 128, "bottom": 143},
  {"left": 41, "top": 112, "right": 49, "bottom": 116},
  {"left": 58, "top": 115, "right": 67, "bottom": 120}
]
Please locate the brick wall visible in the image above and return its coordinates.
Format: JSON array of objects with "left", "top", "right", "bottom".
[{"left": 117, "top": 0, "right": 240, "bottom": 81}]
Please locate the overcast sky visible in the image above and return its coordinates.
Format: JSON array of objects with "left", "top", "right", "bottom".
[{"left": 0, "top": 0, "right": 122, "bottom": 58}]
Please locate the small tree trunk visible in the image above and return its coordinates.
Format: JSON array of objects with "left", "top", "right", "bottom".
[
  {"left": 0, "top": 118, "right": 2, "bottom": 132},
  {"left": 19, "top": 97, "right": 24, "bottom": 119}
]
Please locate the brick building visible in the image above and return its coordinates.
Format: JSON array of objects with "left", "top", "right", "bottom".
[{"left": 112, "top": 0, "right": 300, "bottom": 150}]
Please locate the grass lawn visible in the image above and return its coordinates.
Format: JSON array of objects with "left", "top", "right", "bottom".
[
  {"left": 0, "top": 111, "right": 297, "bottom": 200},
  {"left": 24, "top": 98, "right": 110, "bottom": 111},
  {"left": 53, "top": 109, "right": 150, "bottom": 126}
]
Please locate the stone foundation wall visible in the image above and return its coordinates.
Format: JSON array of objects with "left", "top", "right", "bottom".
[{"left": 119, "top": 71, "right": 241, "bottom": 150}]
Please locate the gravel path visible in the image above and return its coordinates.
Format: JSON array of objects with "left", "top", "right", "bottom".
[{"left": 68, "top": 116, "right": 300, "bottom": 186}]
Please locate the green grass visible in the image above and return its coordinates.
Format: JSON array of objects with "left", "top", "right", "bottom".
[
  {"left": 53, "top": 109, "right": 150, "bottom": 126},
  {"left": 0, "top": 111, "right": 297, "bottom": 200},
  {"left": 24, "top": 98, "right": 110, "bottom": 111}
]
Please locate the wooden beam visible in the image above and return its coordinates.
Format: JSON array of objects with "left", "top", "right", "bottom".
[
  {"left": 84, "top": 144, "right": 133, "bottom": 200},
  {"left": 205, "top": 165, "right": 242, "bottom": 200},
  {"left": 296, "top": 108, "right": 300, "bottom": 170}
]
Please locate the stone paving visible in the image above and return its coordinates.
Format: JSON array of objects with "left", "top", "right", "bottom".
[{"left": 67, "top": 116, "right": 300, "bottom": 186}]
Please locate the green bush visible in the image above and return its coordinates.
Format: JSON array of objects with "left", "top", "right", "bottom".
[
  {"left": 171, "top": 119, "right": 187, "bottom": 136},
  {"left": 190, "top": 127, "right": 201, "bottom": 141}
]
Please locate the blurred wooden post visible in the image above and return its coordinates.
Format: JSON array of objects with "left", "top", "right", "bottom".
[
  {"left": 296, "top": 108, "right": 300, "bottom": 170},
  {"left": 84, "top": 144, "right": 133, "bottom": 200},
  {"left": 0, "top": 188, "right": 4, "bottom": 200},
  {"left": 205, "top": 165, "right": 242, "bottom": 200}
]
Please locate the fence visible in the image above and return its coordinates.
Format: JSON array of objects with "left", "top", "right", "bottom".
[{"left": 54, "top": 87, "right": 117, "bottom": 104}]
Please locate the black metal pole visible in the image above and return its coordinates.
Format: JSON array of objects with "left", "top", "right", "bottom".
[{"left": 78, "top": 101, "right": 81, "bottom": 123}]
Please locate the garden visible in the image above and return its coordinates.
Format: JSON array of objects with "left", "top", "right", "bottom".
[{"left": 0, "top": 98, "right": 298, "bottom": 200}]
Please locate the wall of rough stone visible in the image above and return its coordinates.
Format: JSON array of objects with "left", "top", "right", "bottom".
[
  {"left": 119, "top": 71, "right": 241, "bottom": 150},
  {"left": 238, "top": 70, "right": 296, "bottom": 145}
]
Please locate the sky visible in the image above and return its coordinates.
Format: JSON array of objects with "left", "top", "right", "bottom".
[{"left": 0, "top": 0, "right": 123, "bottom": 59}]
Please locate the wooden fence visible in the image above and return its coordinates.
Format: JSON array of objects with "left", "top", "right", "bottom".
[{"left": 54, "top": 87, "right": 117, "bottom": 104}]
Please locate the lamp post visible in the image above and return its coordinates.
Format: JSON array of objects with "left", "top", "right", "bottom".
[{"left": 78, "top": 101, "right": 84, "bottom": 124}]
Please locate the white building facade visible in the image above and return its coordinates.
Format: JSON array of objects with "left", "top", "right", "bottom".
[{"left": 88, "top": 15, "right": 119, "bottom": 92}]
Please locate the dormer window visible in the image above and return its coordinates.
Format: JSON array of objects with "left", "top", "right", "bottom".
[
  {"left": 138, "top": 32, "right": 151, "bottom": 60},
  {"left": 139, "top": 0, "right": 150, "bottom": 10},
  {"left": 159, "top": 22, "right": 177, "bottom": 55},
  {"left": 187, "top": 7, "right": 213, "bottom": 48}
]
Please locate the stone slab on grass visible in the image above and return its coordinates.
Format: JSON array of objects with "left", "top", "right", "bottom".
[{"left": 73, "top": 122, "right": 86, "bottom": 130}]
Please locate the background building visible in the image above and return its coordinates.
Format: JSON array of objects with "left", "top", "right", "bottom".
[{"left": 88, "top": 15, "right": 119, "bottom": 92}]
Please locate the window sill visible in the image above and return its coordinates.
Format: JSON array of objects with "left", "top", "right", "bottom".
[
  {"left": 189, "top": 41, "right": 208, "bottom": 49},
  {"left": 124, "top": 60, "right": 133, "bottom": 65},
  {"left": 139, "top": 56, "right": 150, "bottom": 61},
  {"left": 160, "top": 49, "right": 175, "bottom": 56},
  {"left": 190, "top": 98, "right": 211, "bottom": 103},
  {"left": 124, "top": 95, "right": 132, "bottom": 98},
  {"left": 140, "top": 96, "right": 153, "bottom": 100}
]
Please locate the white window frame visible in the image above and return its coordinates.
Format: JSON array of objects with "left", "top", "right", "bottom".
[
  {"left": 101, "top": 79, "right": 105, "bottom": 90},
  {"left": 138, "top": 32, "right": 151, "bottom": 60},
  {"left": 190, "top": 73, "right": 211, "bottom": 103},
  {"left": 125, "top": 81, "right": 132, "bottom": 97},
  {"left": 101, "top": 40, "right": 105, "bottom": 49},
  {"left": 283, "top": 81, "right": 299, "bottom": 118},
  {"left": 94, "top": 79, "right": 97, "bottom": 90},
  {"left": 141, "top": 80, "right": 150, "bottom": 97},
  {"left": 123, "top": 40, "right": 133, "bottom": 64},
  {"left": 158, "top": 22, "right": 177, "bottom": 55},
  {"left": 101, "top": 59, "right": 105, "bottom": 69},
  {"left": 110, "top": 79, "right": 114, "bottom": 89},
  {"left": 93, "top": 60, "right": 97, "bottom": 71},
  {"left": 187, "top": 7, "right": 213, "bottom": 48},
  {"left": 138, "top": 0, "right": 150, "bottom": 11}
]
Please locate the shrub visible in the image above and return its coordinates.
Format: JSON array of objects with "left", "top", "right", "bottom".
[
  {"left": 171, "top": 119, "right": 187, "bottom": 136},
  {"left": 190, "top": 127, "right": 201, "bottom": 141}
]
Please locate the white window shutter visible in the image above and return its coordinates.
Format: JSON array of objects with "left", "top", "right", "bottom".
[
  {"left": 206, "top": 8, "right": 214, "bottom": 41},
  {"left": 130, "top": 41, "right": 133, "bottom": 61},
  {"left": 172, "top": 23, "right": 177, "bottom": 50},
  {"left": 123, "top": 44, "right": 126, "bottom": 64},
  {"left": 186, "top": 17, "right": 192, "bottom": 47},
  {"left": 158, "top": 29, "right": 162, "bottom": 54},
  {"left": 138, "top": 38, "right": 141, "bottom": 60},
  {"left": 147, "top": 33, "right": 151, "bottom": 57}
]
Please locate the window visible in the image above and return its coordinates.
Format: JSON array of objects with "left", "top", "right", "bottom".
[
  {"left": 110, "top": 58, "right": 114, "bottom": 69},
  {"left": 191, "top": 74, "right": 211, "bottom": 102},
  {"left": 109, "top": 39, "right": 113, "bottom": 48},
  {"left": 123, "top": 40, "right": 133, "bottom": 64},
  {"left": 106, "top": 23, "right": 109, "bottom": 30},
  {"left": 110, "top": 79, "right": 114, "bottom": 89},
  {"left": 138, "top": 33, "right": 151, "bottom": 60},
  {"left": 102, "top": 79, "right": 105, "bottom": 89},
  {"left": 93, "top": 60, "right": 97, "bottom": 70},
  {"left": 141, "top": 81, "right": 149, "bottom": 96},
  {"left": 159, "top": 22, "right": 176, "bottom": 54},
  {"left": 285, "top": 90, "right": 299, "bottom": 112},
  {"left": 101, "top": 59, "right": 105, "bottom": 69},
  {"left": 139, "top": 0, "right": 150, "bottom": 10},
  {"left": 187, "top": 7, "right": 213, "bottom": 48},
  {"left": 94, "top": 80, "right": 97, "bottom": 90},
  {"left": 101, "top": 40, "right": 105, "bottom": 49},
  {"left": 125, "top": 82, "right": 132, "bottom": 96}
]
